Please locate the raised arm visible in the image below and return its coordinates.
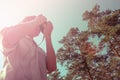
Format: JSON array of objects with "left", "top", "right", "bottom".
[
  {"left": 2, "top": 15, "right": 47, "bottom": 47},
  {"left": 42, "top": 21, "right": 57, "bottom": 73}
]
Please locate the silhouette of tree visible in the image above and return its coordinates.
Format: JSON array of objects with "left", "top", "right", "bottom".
[{"left": 48, "top": 4, "right": 120, "bottom": 80}]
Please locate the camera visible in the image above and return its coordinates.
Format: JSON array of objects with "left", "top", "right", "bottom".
[
  {"left": 40, "top": 25, "right": 44, "bottom": 33},
  {"left": 40, "top": 22, "right": 46, "bottom": 33}
]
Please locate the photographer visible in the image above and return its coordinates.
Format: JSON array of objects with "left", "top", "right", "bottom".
[{"left": 0, "top": 15, "right": 56, "bottom": 80}]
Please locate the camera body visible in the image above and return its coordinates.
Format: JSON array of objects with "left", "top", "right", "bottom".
[
  {"left": 40, "top": 22, "right": 46, "bottom": 33},
  {"left": 40, "top": 25, "right": 44, "bottom": 33}
]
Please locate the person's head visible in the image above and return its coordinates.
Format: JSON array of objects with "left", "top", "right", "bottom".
[
  {"left": 22, "top": 15, "right": 47, "bottom": 37},
  {"left": 22, "top": 16, "right": 41, "bottom": 36}
]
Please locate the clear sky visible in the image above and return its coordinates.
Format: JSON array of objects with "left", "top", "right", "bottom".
[{"left": 0, "top": 0, "right": 120, "bottom": 76}]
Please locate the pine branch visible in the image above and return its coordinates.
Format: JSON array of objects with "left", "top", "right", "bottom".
[
  {"left": 84, "top": 58, "right": 93, "bottom": 80},
  {"left": 109, "top": 40, "right": 120, "bottom": 57}
]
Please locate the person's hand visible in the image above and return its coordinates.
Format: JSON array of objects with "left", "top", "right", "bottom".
[
  {"left": 42, "top": 21, "right": 53, "bottom": 37},
  {"left": 35, "top": 15, "right": 47, "bottom": 26}
]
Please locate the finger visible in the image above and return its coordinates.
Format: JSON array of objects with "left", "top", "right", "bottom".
[
  {"left": 38, "top": 15, "right": 47, "bottom": 20},
  {"left": 37, "top": 15, "right": 47, "bottom": 23},
  {"left": 47, "top": 21, "right": 52, "bottom": 25},
  {"left": 47, "top": 21, "right": 53, "bottom": 29}
]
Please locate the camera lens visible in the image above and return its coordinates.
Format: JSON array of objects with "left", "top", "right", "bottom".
[{"left": 40, "top": 25, "right": 44, "bottom": 33}]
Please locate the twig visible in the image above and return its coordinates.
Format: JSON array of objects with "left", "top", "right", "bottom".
[
  {"left": 109, "top": 40, "right": 120, "bottom": 57},
  {"left": 84, "top": 58, "right": 93, "bottom": 80}
]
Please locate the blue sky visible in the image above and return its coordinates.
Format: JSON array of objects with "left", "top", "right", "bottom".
[{"left": 0, "top": 0, "right": 120, "bottom": 76}]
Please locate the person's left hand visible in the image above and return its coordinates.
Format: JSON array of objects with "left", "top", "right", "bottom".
[{"left": 42, "top": 21, "right": 53, "bottom": 37}]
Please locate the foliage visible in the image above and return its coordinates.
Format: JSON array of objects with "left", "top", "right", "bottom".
[{"left": 48, "top": 4, "right": 120, "bottom": 80}]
